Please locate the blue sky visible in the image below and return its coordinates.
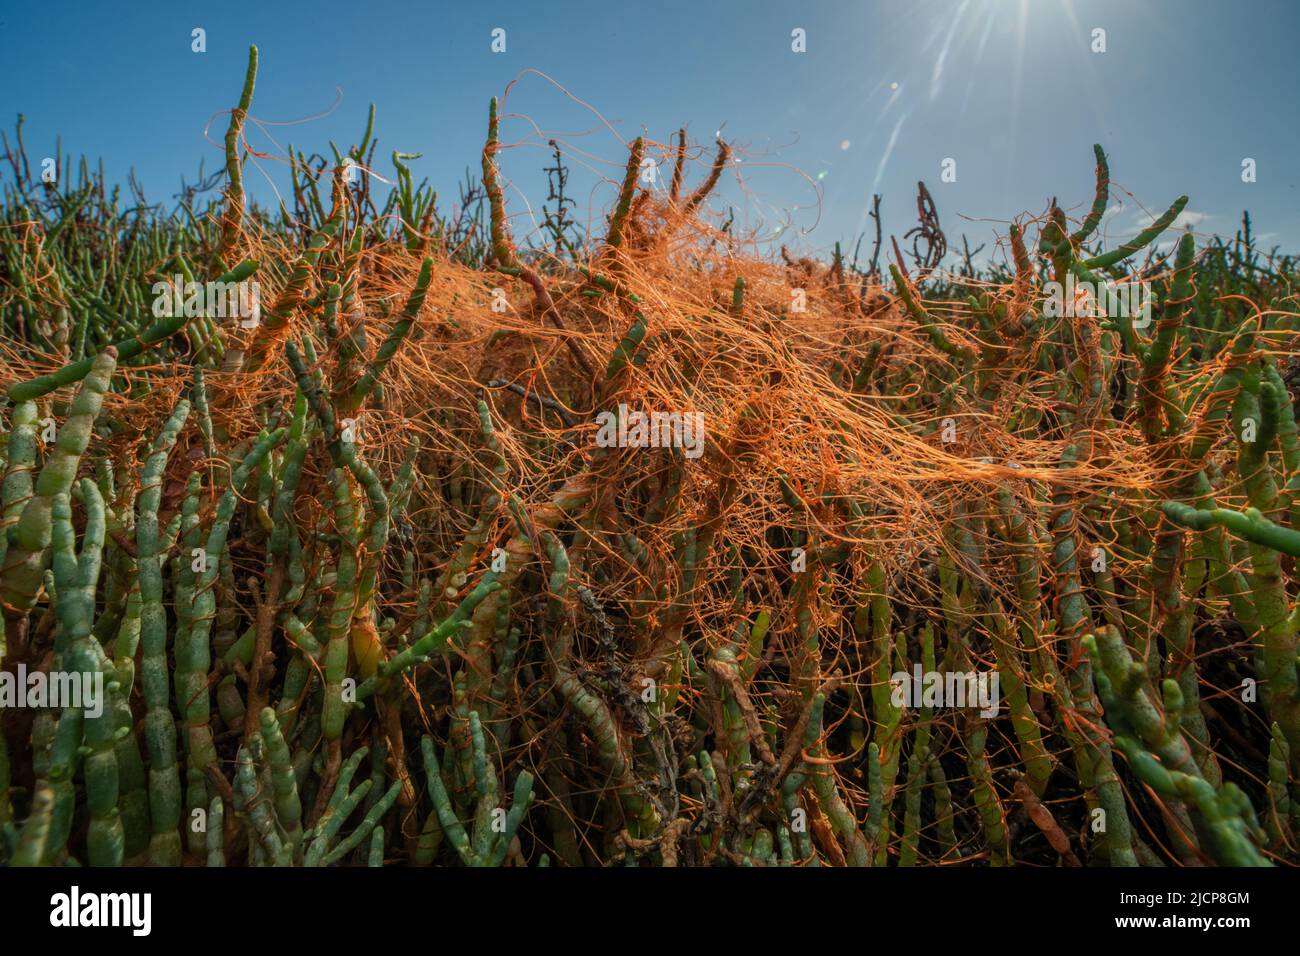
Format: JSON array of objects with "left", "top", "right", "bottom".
[{"left": 4, "top": 0, "right": 1297, "bottom": 264}]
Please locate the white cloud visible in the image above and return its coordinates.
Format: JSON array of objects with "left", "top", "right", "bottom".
[
  {"left": 870, "top": 112, "right": 908, "bottom": 196},
  {"left": 1169, "top": 209, "right": 1209, "bottom": 230}
]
